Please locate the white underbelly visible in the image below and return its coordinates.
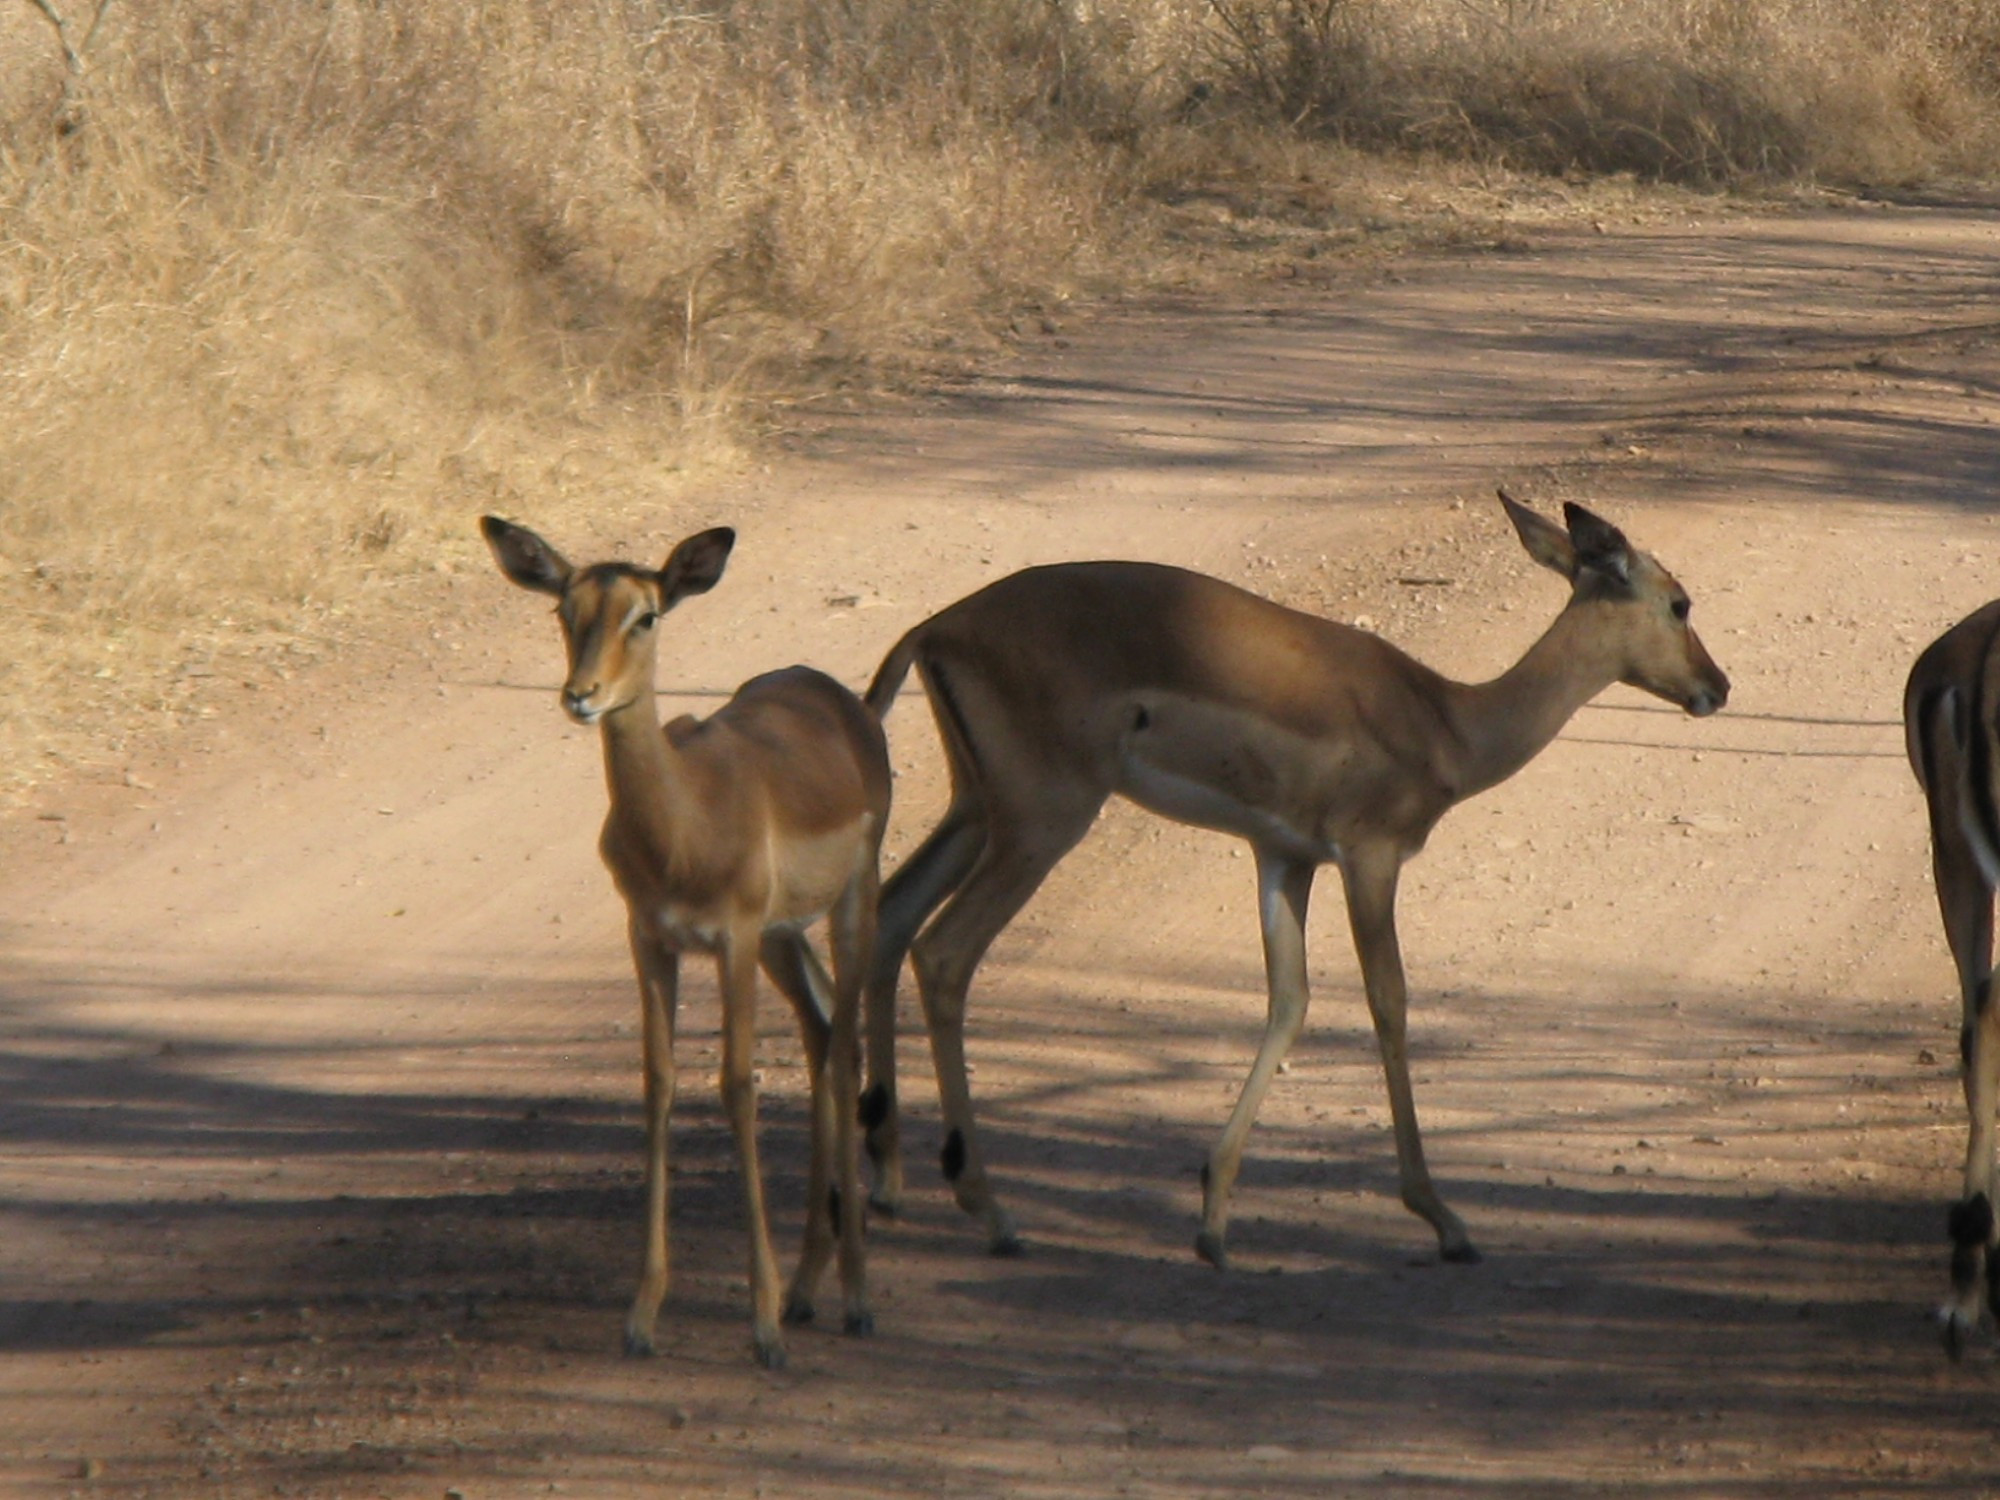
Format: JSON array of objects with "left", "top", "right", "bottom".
[
  {"left": 644, "top": 904, "right": 729, "bottom": 953},
  {"left": 1120, "top": 756, "right": 1336, "bottom": 864}
]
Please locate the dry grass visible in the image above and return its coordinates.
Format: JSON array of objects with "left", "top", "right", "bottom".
[
  {"left": 0, "top": 1, "right": 1143, "bottom": 792},
  {"left": 0, "top": 0, "right": 1995, "bottom": 796},
  {"left": 1196, "top": 0, "right": 2000, "bottom": 184}
]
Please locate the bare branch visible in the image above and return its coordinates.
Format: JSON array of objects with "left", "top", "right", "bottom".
[
  {"left": 23, "top": 0, "right": 86, "bottom": 74},
  {"left": 19, "top": 0, "right": 116, "bottom": 132},
  {"left": 78, "top": 0, "right": 113, "bottom": 56}
]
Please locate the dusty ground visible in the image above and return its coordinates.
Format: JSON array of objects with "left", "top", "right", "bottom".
[{"left": 5, "top": 196, "right": 2000, "bottom": 1498}]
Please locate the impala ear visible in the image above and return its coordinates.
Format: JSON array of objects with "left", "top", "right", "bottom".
[
  {"left": 1561, "top": 502, "right": 1633, "bottom": 586},
  {"left": 481, "top": 515, "right": 572, "bottom": 596},
  {"left": 1499, "top": 489, "right": 1577, "bottom": 579},
  {"left": 659, "top": 526, "right": 736, "bottom": 603}
]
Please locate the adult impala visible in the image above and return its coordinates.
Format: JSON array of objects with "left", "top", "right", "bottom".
[
  {"left": 483, "top": 517, "right": 889, "bottom": 1369},
  {"left": 857, "top": 492, "right": 1729, "bottom": 1269},
  {"left": 1905, "top": 601, "right": 2000, "bottom": 1358}
]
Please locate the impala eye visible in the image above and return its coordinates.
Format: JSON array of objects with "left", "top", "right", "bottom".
[{"left": 635, "top": 611, "right": 659, "bottom": 631}]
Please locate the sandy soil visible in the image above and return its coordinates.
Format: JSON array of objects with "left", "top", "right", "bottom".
[{"left": 5, "top": 196, "right": 2000, "bottom": 1499}]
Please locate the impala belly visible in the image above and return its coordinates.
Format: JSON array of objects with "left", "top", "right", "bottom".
[
  {"left": 1112, "top": 695, "right": 1342, "bottom": 863},
  {"left": 764, "top": 813, "right": 878, "bottom": 927},
  {"left": 1122, "top": 757, "right": 1336, "bottom": 863},
  {"left": 1111, "top": 690, "right": 1452, "bottom": 862},
  {"left": 642, "top": 902, "right": 730, "bottom": 953},
  {"left": 602, "top": 809, "right": 876, "bottom": 950}
]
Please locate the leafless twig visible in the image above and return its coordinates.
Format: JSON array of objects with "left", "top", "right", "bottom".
[{"left": 21, "top": 0, "right": 118, "bottom": 130}]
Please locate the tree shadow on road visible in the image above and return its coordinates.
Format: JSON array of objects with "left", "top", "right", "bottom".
[{"left": 0, "top": 948, "right": 1989, "bottom": 1495}]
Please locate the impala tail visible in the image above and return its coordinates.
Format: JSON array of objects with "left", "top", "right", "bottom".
[{"left": 866, "top": 627, "right": 923, "bottom": 720}]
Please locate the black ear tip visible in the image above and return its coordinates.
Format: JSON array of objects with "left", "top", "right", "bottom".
[
  {"left": 479, "top": 514, "right": 509, "bottom": 540},
  {"left": 699, "top": 526, "right": 738, "bottom": 567},
  {"left": 1561, "top": 500, "right": 1623, "bottom": 538}
]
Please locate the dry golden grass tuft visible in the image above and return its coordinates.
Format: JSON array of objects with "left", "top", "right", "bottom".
[
  {"left": 1195, "top": 0, "right": 2000, "bottom": 185},
  {"left": 0, "top": 0, "right": 1995, "bottom": 796}
]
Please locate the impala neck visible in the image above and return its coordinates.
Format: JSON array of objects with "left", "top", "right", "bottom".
[
  {"left": 595, "top": 682, "right": 691, "bottom": 848},
  {"left": 1445, "top": 598, "right": 1624, "bottom": 799}
]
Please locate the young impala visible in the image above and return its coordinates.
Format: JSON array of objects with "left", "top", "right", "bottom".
[
  {"left": 1905, "top": 601, "right": 2000, "bottom": 1358},
  {"left": 856, "top": 492, "right": 1728, "bottom": 1271},
  {"left": 483, "top": 516, "right": 890, "bottom": 1369}
]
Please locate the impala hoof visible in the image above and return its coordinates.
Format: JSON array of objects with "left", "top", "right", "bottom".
[
  {"left": 1442, "top": 1242, "right": 1483, "bottom": 1265},
  {"left": 985, "top": 1206, "right": 1024, "bottom": 1257},
  {"left": 1941, "top": 1306, "right": 1979, "bottom": 1363},
  {"left": 623, "top": 1326, "right": 658, "bottom": 1359},
  {"left": 844, "top": 1309, "right": 875, "bottom": 1338},
  {"left": 1194, "top": 1229, "right": 1228, "bottom": 1270},
  {"left": 753, "top": 1332, "right": 788, "bottom": 1370},
  {"left": 781, "top": 1293, "right": 815, "bottom": 1327}
]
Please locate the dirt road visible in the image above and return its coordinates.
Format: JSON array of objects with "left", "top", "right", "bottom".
[{"left": 5, "top": 198, "right": 2000, "bottom": 1498}]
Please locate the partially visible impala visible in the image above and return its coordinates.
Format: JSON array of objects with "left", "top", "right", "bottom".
[
  {"left": 858, "top": 492, "right": 1729, "bottom": 1271},
  {"left": 483, "top": 517, "right": 889, "bottom": 1369},
  {"left": 1905, "top": 602, "right": 2000, "bottom": 1358}
]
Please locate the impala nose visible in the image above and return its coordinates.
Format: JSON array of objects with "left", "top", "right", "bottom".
[
  {"left": 1685, "top": 678, "right": 1728, "bottom": 717},
  {"left": 562, "top": 686, "right": 598, "bottom": 722}
]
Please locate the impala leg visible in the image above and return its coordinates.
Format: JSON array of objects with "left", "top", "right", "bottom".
[
  {"left": 863, "top": 804, "right": 985, "bottom": 1216},
  {"left": 1933, "top": 841, "right": 1997, "bottom": 1357},
  {"left": 760, "top": 932, "right": 837, "bottom": 1331},
  {"left": 1197, "top": 851, "right": 1316, "bottom": 1270},
  {"left": 1340, "top": 843, "right": 1476, "bottom": 1264},
  {"left": 1962, "top": 993, "right": 2000, "bottom": 1351},
  {"left": 623, "top": 928, "right": 680, "bottom": 1357},
  {"left": 911, "top": 803, "right": 1096, "bottom": 1255},
  {"left": 827, "top": 862, "right": 880, "bottom": 1335},
  {"left": 718, "top": 937, "right": 787, "bottom": 1368}
]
